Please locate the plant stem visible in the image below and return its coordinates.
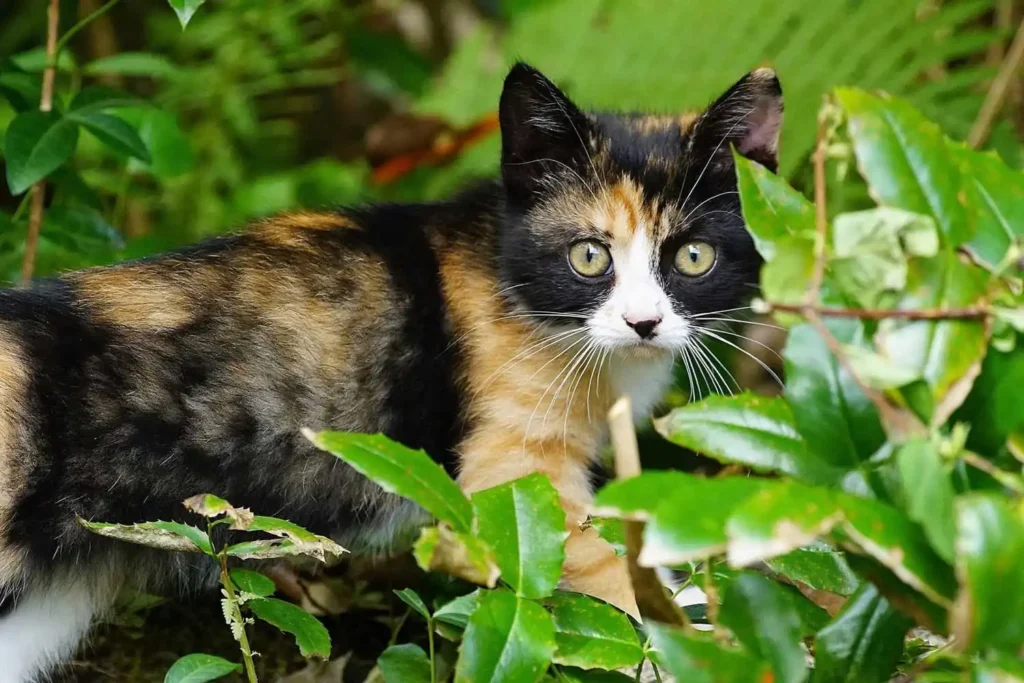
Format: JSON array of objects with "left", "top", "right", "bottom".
[
  {"left": 21, "top": 0, "right": 60, "bottom": 286},
  {"left": 427, "top": 617, "right": 436, "bottom": 683},
  {"left": 962, "top": 451, "right": 1024, "bottom": 494},
  {"left": 54, "top": 0, "right": 124, "bottom": 64},
  {"left": 217, "top": 545, "right": 259, "bottom": 683},
  {"left": 767, "top": 302, "right": 991, "bottom": 320},
  {"left": 808, "top": 105, "right": 829, "bottom": 303},
  {"left": 968, "top": 17, "right": 1024, "bottom": 148}
]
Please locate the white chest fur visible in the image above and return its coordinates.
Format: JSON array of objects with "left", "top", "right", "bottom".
[{"left": 606, "top": 352, "right": 675, "bottom": 422}]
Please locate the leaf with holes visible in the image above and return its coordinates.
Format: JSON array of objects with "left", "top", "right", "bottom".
[
  {"left": 183, "top": 494, "right": 253, "bottom": 530},
  {"left": 546, "top": 592, "right": 643, "bottom": 670},
  {"left": 471, "top": 473, "right": 567, "bottom": 598},
  {"left": 5, "top": 111, "right": 79, "bottom": 195},
  {"left": 455, "top": 589, "right": 555, "bottom": 683}
]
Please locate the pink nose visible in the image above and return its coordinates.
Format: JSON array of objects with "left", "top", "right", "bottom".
[{"left": 624, "top": 316, "right": 661, "bottom": 339}]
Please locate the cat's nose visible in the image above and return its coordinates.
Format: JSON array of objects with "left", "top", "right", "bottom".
[{"left": 624, "top": 316, "right": 661, "bottom": 340}]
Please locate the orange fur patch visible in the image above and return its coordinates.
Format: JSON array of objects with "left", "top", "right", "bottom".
[{"left": 72, "top": 267, "right": 196, "bottom": 332}]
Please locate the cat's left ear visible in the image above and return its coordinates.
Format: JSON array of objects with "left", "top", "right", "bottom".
[
  {"left": 499, "top": 62, "right": 595, "bottom": 201},
  {"left": 689, "top": 68, "right": 784, "bottom": 172}
]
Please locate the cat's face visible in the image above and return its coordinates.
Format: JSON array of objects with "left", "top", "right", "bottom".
[{"left": 497, "top": 63, "right": 782, "bottom": 360}]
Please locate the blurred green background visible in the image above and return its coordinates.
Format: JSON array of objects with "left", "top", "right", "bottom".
[{"left": 1, "top": 0, "right": 1021, "bottom": 284}]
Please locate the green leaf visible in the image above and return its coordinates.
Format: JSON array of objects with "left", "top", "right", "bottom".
[
  {"left": 719, "top": 573, "right": 808, "bottom": 683},
  {"left": 762, "top": 235, "right": 816, "bottom": 307},
  {"left": 766, "top": 544, "right": 860, "bottom": 597},
  {"left": 164, "top": 654, "right": 240, "bottom": 683},
  {"left": 973, "top": 655, "right": 1024, "bottom": 683},
  {"left": 471, "top": 473, "right": 566, "bottom": 599},
  {"left": 955, "top": 342, "right": 1024, "bottom": 453},
  {"left": 589, "top": 517, "right": 626, "bottom": 557},
  {"left": 843, "top": 554, "right": 948, "bottom": 635},
  {"left": 877, "top": 251, "right": 989, "bottom": 425},
  {"left": 414, "top": 526, "right": 500, "bottom": 587},
  {"left": 811, "top": 584, "right": 912, "bottom": 683},
  {"left": 949, "top": 141, "right": 1024, "bottom": 269},
  {"left": 248, "top": 597, "right": 331, "bottom": 659},
  {"left": 783, "top": 322, "right": 885, "bottom": 470},
  {"left": 117, "top": 108, "right": 193, "bottom": 178},
  {"left": 840, "top": 345, "right": 922, "bottom": 390},
  {"left": 79, "top": 519, "right": 212, "bottom": 555},
  {"left": 378, "top": 644, "right": 432, "bottom": 683},
  {"left": 84, "top": 52, "right": 180, "bottom": 79},
  {"left": 591, "top": 471, "right": 693, "bottom": 520},
  {"left": 224, "top": 515, "right": 345, "bottom": 562},
  {"left": 647, "top": 623, "right": 772, "bottom": 683},
  {"left": 837, "top": 89, "right": 970, "bottom": 246},
  {"left": 830, "top": 208, "right": 939, "bottom": 308},
  {"left": 394, "top": 588, "right": 430, "bottom": 620},
  {"left": 640, "top": 475, "right": 765, "bottom": 566},
  {"left": 434, "top": 590, "right": 481, "bottom": 632},
  {"left": 654, "top": 393, "right": 842, "bottom": 484},
  {"left": 555, "top": 669, "right": 635, "bottom": 683},
  {"left": 952, "top": 495, "right": 1024, "bottom": 653},
  {"left": 230, "top": 569, "right": 275, "bottom": 598},
  {"left": 4, "top": 111, "right": 79, "bottom": 195},
  {"left": 183, "top": 494, "right": 253, "bottom": 529},
  {"left": 306, "top": 430, "right": 473, "bottom": 532},
  {"left": 546, "top": 592, "right": 643, "bottom": 670},
  {"left": 67, "top": 111, "right": 150, "bottom": 162},
  {"left": 0, "top": 70, "right": 41, "bottom": 111},
  {"left": 69, "top": 86, "right": 142, "bottom": 113},
  {"left": 455, "top": 589, "right": 555, "bottom": 683},
  {"left": 896, "top": 441, "right": 955, "bottom": 563},
  {"left": 168, "top": 0, "right": 207, "bottom": 27},
  {"left": 734, "top": 152, "right": 816, "bottom": 261}
]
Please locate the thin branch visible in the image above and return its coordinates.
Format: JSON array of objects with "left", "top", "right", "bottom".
[
  {"left": 968, "top": 17, "right": 1024, "bottom": 148},
  {"left": 767, "top": 302, "right": 990, "bottom": 321},
  {"left": 55, "top": 0, "right": 123, "bottom": 63},
  {"left": 808, "top": 106, "right": 829, "bottom": 302},
  {"left": 21, "top": 0, "right": 60, "bottom": 286},
  {"left": 962, "top": 451, "right": 1024, "bottom": 494}
]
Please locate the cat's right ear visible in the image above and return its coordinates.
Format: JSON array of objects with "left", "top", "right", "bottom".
[{"left": 499, "top": 62, "right": 594, "bottom": 202}]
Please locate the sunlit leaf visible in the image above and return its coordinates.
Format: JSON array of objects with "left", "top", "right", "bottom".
[
  {"left": 734, "top": 152, "right": 816, "bottom": 261},
  {"left": 546, "top": 592, "right": 643, "bottom": 670},
  {"left": 455, "top": 589, "right": 555, "bottom": 683}
]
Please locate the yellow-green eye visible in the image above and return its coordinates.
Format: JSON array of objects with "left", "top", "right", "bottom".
[
  {"left": 568, "top": 240, "right": 612, "bottom": 277},
  {"left": 675, "top": 241, "right": 716, "bottom": 276}
]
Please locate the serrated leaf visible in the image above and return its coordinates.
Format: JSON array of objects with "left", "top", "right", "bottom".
[
  {"left": 248, "top": 597, "right": 331, "bottom": 659},
  {"left": 306, "top": 430, "right": 473, "bottom": 532},
  {"left": 838, "top": 88, "right": 969, "bottom": 246},
  {"left": 952, "top": 495, "right": 1024, "bottom": 653},
  {"left": 455, "top": 589, "right": 555, "bottom": 683},
  {"left": 230, "top": 569, "right": 275, "bottom": 598},
  {"left": 811, "top": 583, "right": 912, "bottom": 683},
  {"left": 239, "top": 515, "right": 345, "bottom": 562},
  {"left": 734, "top": 152, "right": 816, "bottom": 261},
  {"left": 85, "top": 52, "right": 180, "bottom": 79},
  {"left": 783, "top": 322, "right": 885, "bottom": 469},
  {"left": 719, "top": 573, "right": 808, "bottom": 683},
  {"left": 895, "top": 441, "right": 955, "bottom": 563},
  {"left": 394, "top": 588, "right": 430, "bottom": 620},
  {"left": 5, "top": 111, "right": 79, "bottom": 194},
  {"left": 546, "top": 592, "right": 642, "bottom": 669},
  {"left": 79, "top": 518, "right": 212, "bottom": 555},
  {"left": 164, "top": 654, "right": 240, "bottom": 683},
  {"left": 471, "top": 473, "right": 566, "bottom": 599},
  {"left": 67, "top": 110, "right": 150, "bottom": 162},
  {"left": 647, "top": 623, "right": 773, "bottom": 683},
  {"left": 414, "top": 525, "right": 500, "bottom": 587},
  {"left": 168, "top": 0, "right": 207, "bottom": 28},
  {"left": 378, "top": 643, "right": 432, "bottom": 683},
  {"left": 183, "top": 494, "right": 254, "bottom": 530},
  {"left": 654, "top": 393, "right": 842, "bottom": 484}
]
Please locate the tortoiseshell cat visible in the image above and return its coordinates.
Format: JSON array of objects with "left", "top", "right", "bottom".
[{"left": 0, "top": 62, "right": 781, "bottom": 681}]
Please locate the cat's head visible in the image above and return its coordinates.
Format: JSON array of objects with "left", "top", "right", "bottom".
[{"left": 497, "top": 62, "right": 781, "bottom": 359}]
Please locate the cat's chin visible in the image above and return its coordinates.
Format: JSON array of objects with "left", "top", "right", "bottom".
[{"left": 612, "top": 341, "right": 673, "bottom": 362}]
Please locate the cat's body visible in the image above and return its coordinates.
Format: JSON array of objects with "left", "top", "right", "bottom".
[{"left": 0, "top": 63, "right": 781, "bottom": 681}]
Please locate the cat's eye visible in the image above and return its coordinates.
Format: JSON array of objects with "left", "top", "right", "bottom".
[
  {"left": 568, "top": 240, "right": 612, "bottom": 277},
  {"left": 675, "top": 241, "right": 716, "bottom": 276}
]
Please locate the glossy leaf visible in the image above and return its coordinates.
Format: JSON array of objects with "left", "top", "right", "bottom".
[
  {"left": 79, "top": 519, "right": 212, "bottom": 555},
  {"left": 952, "top": 495, "right": 1024, "bottom": 652},
  {"left": 230, "top": 569, "right": 275, "bottom": 598},
  {"left": 734, "top": 152, "right": 816, "bottom": 261},
  {"left": 394, "top": 588, "right": 431, "bottom": 620},
  {"left": 766, "top": 544, "right": 860, "bottom": 597},
  {"left": 378, "top": 644, "right": 432, "bottom": 683},
  {"left": 647, "top": 623, "right": 773, "bottom": 683},
  {"left": 838, "top": 88, "right": 969, "bottom": 246},
  {"left": 471, "top": 473, "right": 567, "bottom": 599},
  {"left": 455, "top": 589, "right": 555, "bottom": 683},
  {"left": 546, "top": 592, "right": 643, "bottom": 670},
  {"left": 556, "top": 669, "right": 635, "bottom": 683},
  {"left": 67, "top": 110, "right": 150, "bottom": 162},
  {"left": 168, "top": 0, "right": 207, "bottom": 27},
  {"left": 783, "top": 322, "right": 885, "bottom": 469},
  {"left": 591, "top": 470, "right": 693, "bottom": 520},
  {"left": 654, "top": 393, "right": 841, "bottom": 484},
  {"left": 434, "top": 590, "right": 480, "bottom": 640},
  {"left": 719, "top": 573, "right": 808, "bottom": 683},
  {"left": 949, "top": 141, "right": 1024, "bottom": 269},
  {"left": 896, "top": 440, "right": 956, "bottom": 563},
  {"left": 164, "top": 654, "right": 240, "bottom": 683},
  {"left": 306, "top": 430, "right": 473, "bottom": 532},
  {"left": 5, "top": 111, "right": 79, "bottom": 195},
  {"left": 955, "top": 346, "right": 1024, "bottom": 454},
  {"left": 414, "top": 526, "right": 500, "bottom": 587},
  {"left": 761, "top": 234, "right": 816, "bottom": 307},
  {"left": 248, "top": 597, "right": 331, "bottom": 659},
  {"left": 811, "top": 584, "right": 912, "bottom": 683}
]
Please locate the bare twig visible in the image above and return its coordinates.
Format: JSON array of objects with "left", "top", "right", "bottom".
[
  {"left": 968, "top": 17, "right": 1024, "bottom": 148},
  {"left": 21, "top": 0, "right": 61, "bottom": 285},
  {"left": 767, "top": 302, "right": 990, "bottom": 321}
]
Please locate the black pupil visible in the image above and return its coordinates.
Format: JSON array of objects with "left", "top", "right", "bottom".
[
  {"left": 586, "top": 245, "right": 598, "bottom": 262},
  {"left": 688, "top": 246, "right": 700, "bottom": 262}
]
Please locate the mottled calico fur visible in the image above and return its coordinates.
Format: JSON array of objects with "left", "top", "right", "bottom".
[{"left": 0, "top": 62, "right": 782, "bottom": 681}]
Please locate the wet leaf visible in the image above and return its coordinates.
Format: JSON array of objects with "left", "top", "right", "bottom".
[
  {"left": 249, "top": 597, "right": 331, "bottom": 659},
  {"left": 546, "top": 592, "right": 643, "bottom": 670},
  {"left": 414, "top": 526, "right": 500, "bottom": 588},
  {"left": 455, "top": 589, "right": 555, "bottom": 683},
  {"left": 471, "top": 473, "right": 567, "bottom": 599}
]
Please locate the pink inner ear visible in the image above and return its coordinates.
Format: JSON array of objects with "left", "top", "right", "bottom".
[{"left": 737, "top": 99, "right": 782, "bottom": 154}]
